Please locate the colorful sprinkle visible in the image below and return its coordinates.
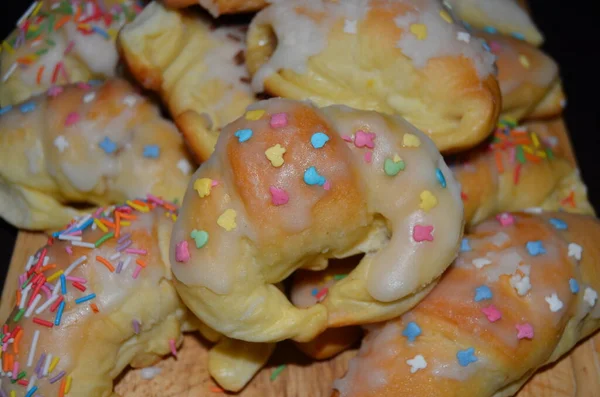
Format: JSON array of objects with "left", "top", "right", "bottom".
[
  {"left": 245, "top": 109, "right": 265, "bottom": 121},
  {"left": 270, "top": 364, "right": 286, "bottom": 381},
  {"left": 402, "top": 322, "right": 422, "bottom": 342},
  {"left": 460, "top": 238, "right": 471, "bottom": 252},
  {"left": 311, "top": 132, "right": 330, "bottom": 149},
  {"left": 54, "top": 135, "right": 69, "bottom": 152},
  {"left": 143, "top": 145, "right": 160, "bottom": 159},
  {"left": 64, "top": 112, "right": 79, "bottom": 127},
  {"left": 99, "top": 137, "right": 117, "bottom": 154},
  {"left": 177, "top": 158, "right": 191, "bottom": 175},
  {"left": 123, "top": 95, "right": 137, "bottom": 107},
  {"left": 457, "top": 347, "right": 477, "bottom": 367},
  {"left": 403, "top": 133, "right": 421, "bottom": 147},
  {"left": 481, "top": 305, "right": 502, "bottom": 322},
  {"left": 304, "top": 167, "right": 326, "bottom": 186},
  {"left": 409, "top": 23, "right": 428, "bottom": 40},
  {"left": 234, "top": 128, "right": 253, "bottom": 143},
  {"left": 190, "top": 230, "right": 209, "bottom": 249},
  {"left": 20, "top": 102, "right": 36, "bottom": 113},
  {"left": 549, "top": 218, "right": 567, "bottom": 230},
  {"left": 217, "top": 209, "right": 237, "bottom": 231},
  {"left": 194, "top": 178, "right": 213, "bottom": 198},
  {"left": 169, "top": 339, "right": 178, "bottom": 357},
  {"left": 265, "top": 144, "right": 286, "bottom": 167},
  {"left": 269, "top": 186, "right": 289, "bottom": 206},
  {"left": 457, "top": 31, "right": 471, "bottom": 43},
  {"left": 413, "top": 225, "right": 434, "bottom": 242},
  {"left": 518, "top": 54, "right": 530, "bottom": 69},
  {"left": 270, "top": 113, "right": 288, "bottom": 128},
  {"left": 472, "top": 258, "right": 492, "bottom": 269},
  {"left": 569, "top": 279, "right": 580, "bottom": 294},
  {"left": 483, "top": 26, "right": 497, "bottom": 34},
  {"left": 545, "top": 293, "right": 563, "bottom": 312},
  {"left": 383, "top": 155, "right": 405, "bottom": 176},
  {"left": 175, "top": 241, "right": 190, "bottom": 263},
  {"left": 83, "top": 92, "right": 96, "bottom": 103},
  {"left": 584, "top": 288, "right": 598, "bottom": 307},
  {"left": 343, "top": 19, "right": 358, "bottom": 34},
  {"left": 75, "top": 293, "right": 96, "bottom": 304},
  {"left": 474, "top": 285, "right": 493, "bottom": 302},
  {"left": 354, "top": 130, "right": 376, "bottom": 149},
  {"left": 496, "top": 213, "right": 515, "bottom": 227},
  {"left": 0, "top": 105, "right": 13, "bottom": 115},
  {"left": 419, "top": 190, "right": 437, "bottom": 212},
  {"left": 568, "top": 243, "right": 582, "bottom": 261},
  {"left": 512, "top": 323, "right": 534, "bottom": 341},
  {"left": 132, "top": 320, "right": 141, "bottom": 334},
  {"left": 435, "top": 168, "right": 446, "bottom": 188},
  {"left": 439, "top": 10, "right": 452, "bottom": 23},
  {"left": 406, "top": 355, "right": 427, "bottom": 373},
  {"left": 526, "top": 241, "right": 546, "bottom": 256}
]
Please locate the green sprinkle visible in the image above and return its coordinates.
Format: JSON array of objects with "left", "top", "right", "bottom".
[
  {"left": 21, "top": 273, "right": 34, "bottom": 289},
  {"left": 499, "top": 118, "right": 517, "bottom": 128},
  {"left": 46, "top": 38, "right": 56, "bottom": 47},
  {"left": 384, "top": 157, "right": 405, "bottom": 176},
  {"left": 333, "top": 274, "right": 348, "bottom": 281},
  {"left": 35, "top": 48, "right": 49, "bottom": 56},
  {"left": 13, "top": 308, "right": 25, "bottom": 322},
  {"left": 11, "top": 370, "right": 27, "bottom": 382},
  {"left": 47, "top": 14, "right": 55, "bottom": 33},
  {"left": 270, "top": 365, "right": 286, "bottom": 381},
  {"left": 516, "top": 146, "right": 525, "bottom": 164},
  {"left": 95, "top": 232, "right": 115, "bottom": 248},
  {"left": 546, "top": 148, "right": 554, "bottom": 160}
]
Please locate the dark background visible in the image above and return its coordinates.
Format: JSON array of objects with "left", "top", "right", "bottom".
[{"left": 0, "top": 1, "right": 599, "bottom": 290}]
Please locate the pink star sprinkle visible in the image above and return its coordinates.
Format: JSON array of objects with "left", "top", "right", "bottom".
[
  {"left": 364, "top": 151, "right": 373, "bottom": 163},
  {"left": 342, "top": 135, "right": 354, "bottom": 142},
  {"left": 175, "top": 241, "right": 190, "bottom": 263},
  {"left": 496, "top": 212, "right": 515, "bottom": 226},
  {"left": 516, "top": 323, "right": 534, "bottom": 340},
  {"left": 489, "top": 41, "right": 502, "bottom": 54},
  {"left": 481, "top": 305, "right": 502, "bottom": 322},
  {"left": 77, "top": 82, "right": 91, "bottom": 90},
  {"left": 323, "top": 181, "right": 331, "bottom": 191},
  {"left": 47, "top": 86, "right": 64, "bottom": 97},
  {"left": 269, "top": 186, "right": 289, "bottom": 206},
  {"left": 65, "top": 112, "right": 80, "bottom": 127},
  {"left": 354, "top": 130, "right": 376, "bottom": 149},
  {"left": 211, "top": 180, "right": 219, "bottom": 187},
  {"left": 270, "top": 113, "right": 288, "bottom": 128},
  {"left": 413, "top": 225, "right": 434, "bottom": 242}
]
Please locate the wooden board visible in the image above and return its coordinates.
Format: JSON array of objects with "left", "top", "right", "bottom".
[{"left": 2, "top": 116, "right": 599, "bottom": 396}]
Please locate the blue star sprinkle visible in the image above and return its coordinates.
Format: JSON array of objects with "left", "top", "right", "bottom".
[
  {"left": 311, "top": 132, "right": 330, "bottom": 149},
  {"left": 143, "top": 145, "right": 160, "bottom": 159},
  {"left": 474, "top": 285, "right": 493, "bottom": 302},
  {"left": 457, "top": 347, "right": 478, "bottom": 367},
  {"left": 402, "top": 322, "right": 422, "bottom": 342},
  {"left": 526, "top": 241, "right": 546, "bottom": 256},
  {"left": 0, "top": 105, "right": 13, "bottom": 116},
  {"left": 435, "top": 168, "right": 446, "bottom": 188},
  {"left": 20, "top": 102, "right": 36, "bottom": 113},
  {"left": 569, "top": 279, "right": 580, "bottom": 294},
  {"left": 99, "top": 137, "right": 117, "bottom": 154},
  {"left": 304, "top": 167, "right": 326, "bottom": 186},
  {"left": 234, "top": 128, "right": 253, "bottom": 143},
  {"left": 549, "top": 218, "right": 567, "bottom": 230},
  {"left": 460, "top": 238, "right": 471, "bottom": 252}
]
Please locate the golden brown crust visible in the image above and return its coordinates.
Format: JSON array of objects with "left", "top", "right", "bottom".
[{"left": 162, "top": 0, "right": 269, "bottom": 15}]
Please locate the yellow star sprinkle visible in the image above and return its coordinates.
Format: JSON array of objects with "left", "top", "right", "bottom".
[
  {"left": 439, "top": 10, "right": 453, "bottom": 23},
  {"left": 194, "top": 178, "right": 213, "bottom": 198},
  {"left": 403, "top": 134, "right": 421, "bottom": 147},
  {"left": 265, "top": 144, "right": 286, "bottom": 167},
  {"left": 519, "top": 54, "right": 530, "bottom": 69},
  {"left": 217, "top": 209, "right": 237, "bottom": 231},
  {"left": 420, "top": 190, "right": 438, "bottom": 212},
  {"left": 410, "top": 24, "right": 428, "bottom": 40},
  {"left": 245, "top": 109, "right": 266, "bottom": 121}
]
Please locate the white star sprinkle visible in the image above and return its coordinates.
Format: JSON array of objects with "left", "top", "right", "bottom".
[
  {"left": 83, "top": 92, "right": 96, "bottom": 103},
  {"left": 177, "top": 158, "right": 192, "bottom": 175},
  {"left": 123, "top": 95, "right": 137, "bottom": 107},
  {"left": 568, "top": 243, "right": 582, "bottom": 261},
  {"left": 406, "top": 354, "right": 427, "bottom": 373},
  {"left": 457, "top": 32, "right": 470, "bottom": 43},
  {"left": 510, "top": 274, "right": 531, "bottom": 296},
  {"left": 524, "top": 207, "right": 543, "bottom": 214},
  {"left": 545, "top": 293, "right": 563, "bottom": 312},
  {"left": 54, "top": 135, "right": 69, "bottom": 153},
  {"left": 472, "top": 258, "right": 492, "bottom": 269},
  {"left": 584, "top": 287, "right": 598, "bottom": 307},
  {"left": 344, "top": 19, "right": 358, "bottom": 34}
]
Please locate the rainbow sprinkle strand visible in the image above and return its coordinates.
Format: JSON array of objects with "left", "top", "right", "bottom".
[
  {"left": 0, "top": 196, "right": 178, "bottom": 396},
  {"left": 0, "top": 0, "right": 143, "bottom": 85}
]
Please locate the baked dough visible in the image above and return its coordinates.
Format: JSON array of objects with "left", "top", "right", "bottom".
[
  {"left": 162, "top": 0, "right": 268, "bottom": 17},
  {"left": 0, "top": 79, "right": 194, "bottom": 231}
]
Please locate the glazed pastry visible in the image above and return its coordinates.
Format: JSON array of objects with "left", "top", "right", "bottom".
[
  {"left": 0, "top": 79, "right": 194, "bottom": 231},
  {"left": 332, "top": 211, "right": 600, "bottom": 397},
  {"left": 444, "top": 0, "right": 544, "bottom": 45},
  {"left": 246, "top": 0, "right": 501, "bottom": 153},
  {"left": 476, "top": 32, "right": 563, "bottom": 121},
  {"left": 0, "top": 0, "right": 142, "bottom": 107},
  {"left": 451, "top": 121, "right": 595, "bottom": 226},
  {"left": 119, "top": 1, "right": 255, "bottom": 163},
  {"left": 162, "top": 0, "right": 268, "bottom": 17},
  {"left": 170, "top": 98, "right": 464, "bottom": 343},
  {"left": 0, "top": 199, "right": 187, "bottom": 397}
]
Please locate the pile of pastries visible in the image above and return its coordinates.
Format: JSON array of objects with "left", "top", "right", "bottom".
[{"left": 0, "top": 0, "right": 597, "bottom": 396}]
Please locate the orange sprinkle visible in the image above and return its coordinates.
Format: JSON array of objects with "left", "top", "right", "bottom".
[
  {"left": 494, "top": 151, "right": 504, "bottom": 173},
  {"left": 2, "top": 352, "right": 8, "bottom": 372},
  {"left": 74, "top": 5, "right": 82, "bottom": 23},
  {"left": 54, "top": 15, "right": 71, "bottom": 31},
  {"left": 524, "top": 152, "right": 542, "bottom": 163},
  {"left": 132, "top": 200, "right": 149, "bottom": 207},
  {"left": 210, "top": 387, "right": 224, "bottom": 393},
  {"left": 162, "top": 202, "right": 177, "bottom": 212},
  {"left": 90, "top": 303, "right": 99, "bottom": 313},
  {"left": 96, "top": 256, "right": 115, "bottom": 273},
  {"left": 13, "top": 329, "right": 23, "bottom": 354},
  {"left": 40, "top": 263, "right": 57, "bottom": 272},
  {"left": 561, "top": 191, "right": 576, "bottom": 208},
  {"left": 513, "top": 164, "right": 522, "bottom": 185},
  {"left": 16, "top": 57, "right": 35, "bottom": 66},
  {"left": 100, "top": 219, "right": 116, "bottom": 229},
  {"left": 16, "top": 289, "right": 21, "bottom": 308},
  {"left": 135, "top": 259, "right": 147, "bottom": 268},
  {"left": 116, "top": 212, "right": 137, "bottom": 220},
  {"left": 59, "top": 377, "right": 67, "bottom": 397},
  {"left": 115, "top": 213, "right": 121, "bottom": 239}
]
